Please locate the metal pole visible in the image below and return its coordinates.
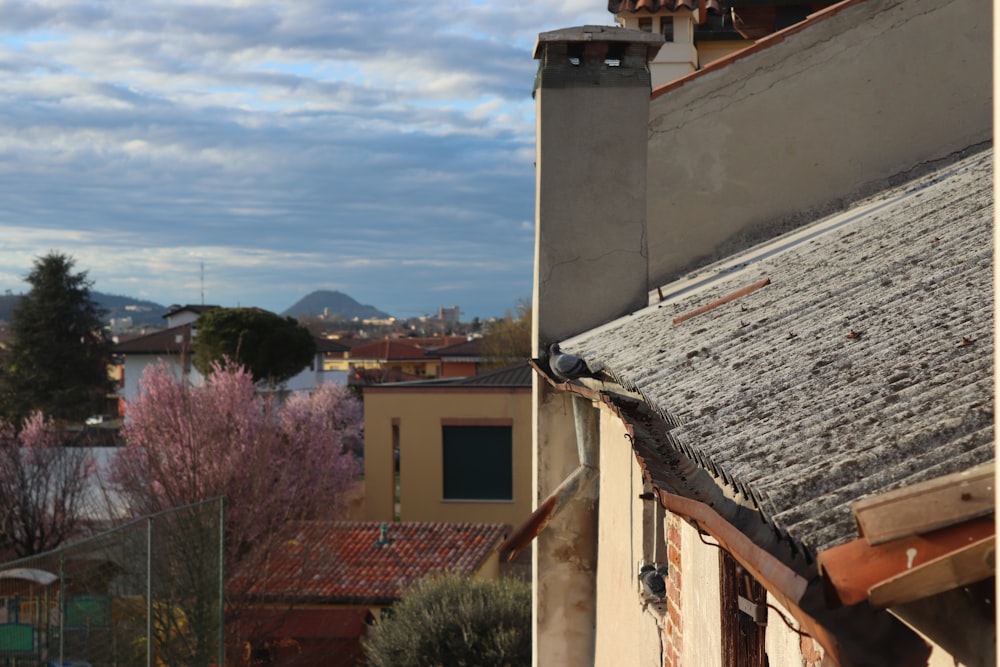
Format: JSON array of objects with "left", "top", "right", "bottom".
[
  {"left": 58, "top": 551, "right": 65, "bottom": 665},
  {"left": 218, "top": 497, "right": 226, "bottom": 667},
  {"left": 147, "top": 517, "right": 153, "bottom": 667}
]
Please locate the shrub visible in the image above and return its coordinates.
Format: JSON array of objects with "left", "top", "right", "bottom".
[{"left": 364, "top": 573, "right": 531, "bottom": 667}]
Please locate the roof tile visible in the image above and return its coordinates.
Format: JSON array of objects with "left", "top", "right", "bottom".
[{"left": 243, "top": 521, "right": 508, "bottom": 605}]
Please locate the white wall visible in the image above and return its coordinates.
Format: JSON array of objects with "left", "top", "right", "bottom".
[
  {"left": 645, "top": 0, "right": 991, "bottom": 288},
  {"left": 594, "top": 408, "right": 664, "bottom": 666}
]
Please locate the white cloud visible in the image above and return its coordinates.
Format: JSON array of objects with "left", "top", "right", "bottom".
[{"left": 0, "top": 0, "right": 609, "bottom": 318}]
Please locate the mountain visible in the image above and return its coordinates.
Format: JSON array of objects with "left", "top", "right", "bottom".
[
  {"left": 282, "top": 290, "right": 391, "bottom": 321},
  {"left": 0, "top": 291, "right": 167, "bottom": 327}
]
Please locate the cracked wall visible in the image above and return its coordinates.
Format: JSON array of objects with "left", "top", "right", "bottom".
[{"left": 644, "top": 0, "right": 992, "bottom": 288}]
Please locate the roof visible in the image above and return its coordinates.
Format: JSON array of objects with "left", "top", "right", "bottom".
[
  {"left": 608, "top": 0, "right": 719, "bottom": 13},
  {"left": 315, "top": 337, "right": 351, "bottom": 353},
  {"left": 348, "top": 339, "right": 429, "bottom": 361},
  {"left": 162, "top": 304, "right": 219, "bottom": 319},
  {"left": 244, "top": 521, "right": 508, "bottom": 605},
  {"left": 366, "top": 362, "right": 532, "bottom": 390},
  {"left": 434, "top": 338, "right": 484, "bottom": 358},
  {"left": 113, "top": 324, "right": 192, "bottom": 354},
  {"left": 556, "top": 149, "right": 994, "bottom": 556}
]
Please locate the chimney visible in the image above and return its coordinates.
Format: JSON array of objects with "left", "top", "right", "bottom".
[
  {"left": 532, "top": 25, "right": 662, "bottom": 348},
  {"left": 531, "top": 26, "right": 662, "bottom": 667}
]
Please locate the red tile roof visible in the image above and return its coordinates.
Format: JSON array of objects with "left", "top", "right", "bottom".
[
  {"left": 608, "top": 0, "right": 719, "bottom": 13},
  {"left": 243, "top": 521, "right": 508, "bottom": 605},
  {"left": 348, "top": 339, "right": 428, "bottom": 361}
]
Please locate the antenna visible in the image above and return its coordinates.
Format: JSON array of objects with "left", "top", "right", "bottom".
[{"left": 200, "top": 263, "right": 205, "bottom": 305}]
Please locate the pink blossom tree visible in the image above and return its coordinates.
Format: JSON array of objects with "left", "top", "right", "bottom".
[
  {"left": 110, "top": 360, "right": 362, "bottom": 659},
  {"left": 0, "top": 412, "right": 97, "bottom": 558}
]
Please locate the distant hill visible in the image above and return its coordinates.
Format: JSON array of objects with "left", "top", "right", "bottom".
[
  {"left": 283, "top": 290, "right": 391, "bottom": 321},
  {"left": 0, "top": 291, "right": 167, "bottom": 327}
]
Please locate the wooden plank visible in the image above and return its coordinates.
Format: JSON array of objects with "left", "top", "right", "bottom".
[
  {"left": 816, "top": 516, "right": 994, "bottom": 608},
  {"left": 852, "top": 463, "right": 994, "bottom": 545},
  {"left": 671, "top": 278, "right": 771, "bottom": 325},
  {"left": 868, "top": 535, "right": 995, "bottom": 608}
]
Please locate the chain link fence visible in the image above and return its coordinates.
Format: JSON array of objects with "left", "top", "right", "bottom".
[{"left": 0, "top": 498, "right": 224, "bottom": 667}]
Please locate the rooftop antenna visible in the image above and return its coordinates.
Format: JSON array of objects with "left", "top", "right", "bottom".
[{"left": 200, "top": 263, "right": 205, "bottom": 305}]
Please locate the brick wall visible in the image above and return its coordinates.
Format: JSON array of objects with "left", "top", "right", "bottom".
[{"left": 662, "top": 511, "right": 683, "bottom": 666}]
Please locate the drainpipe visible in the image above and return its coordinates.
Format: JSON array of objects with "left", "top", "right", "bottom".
[{"left": 504, "top": 394, "right": 599, "bottom": 561}]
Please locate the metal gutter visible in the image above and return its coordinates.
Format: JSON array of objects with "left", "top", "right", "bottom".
[{"left": 517, "top": 360, "right": 933, "bottom": 666}]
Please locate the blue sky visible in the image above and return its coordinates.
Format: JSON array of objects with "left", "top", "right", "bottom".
[{"left": 0, "top": 1, "right": 613, "bottom": 320}]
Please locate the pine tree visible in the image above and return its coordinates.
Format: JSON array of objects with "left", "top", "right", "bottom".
[
  {"left": 2, "top": 253, "right": 113, "bottom": 422},
  {"left": 192, "top": 307, "right": 317, "bottom": 387}
]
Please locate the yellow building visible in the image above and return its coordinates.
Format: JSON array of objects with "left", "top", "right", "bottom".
[{"left": 362, "top": 363, "right": 531, "bottom": 527}]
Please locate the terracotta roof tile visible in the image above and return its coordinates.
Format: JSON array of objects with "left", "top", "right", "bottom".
[
  {"left": 348, "top": 339, "right": 428, "bottom": 361},
  {"left": 608, "top": 0, "right": 719, "bottom": 14},
  {"left": 244, "top": 521, "right": 508, "bottom": 605}
]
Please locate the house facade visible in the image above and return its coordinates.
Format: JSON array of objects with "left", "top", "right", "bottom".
[
  {"left": 363, "top": 364, "right": 532, "bottom": 528},
  {"left": 525, "top": 1, "right": 992, "bottom": 666},
  {"left": 609, "top": 0, "right": 841, "bottom": 87},
  {"left": 114, "top": 306, "right": 342, "bottom": 407}
]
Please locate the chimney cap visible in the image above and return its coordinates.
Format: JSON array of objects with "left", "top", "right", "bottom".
[{"left": 534, "top": 25, "right": 664, "bottom": 60}]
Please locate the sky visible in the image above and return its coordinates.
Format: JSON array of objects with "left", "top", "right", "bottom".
[{"left": 0, "top": 0, "right": 614, "bottom": 320}]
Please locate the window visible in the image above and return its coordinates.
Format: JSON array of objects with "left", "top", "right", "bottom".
[
  {"left": 442, "top": 425, "right": 513, "bottom": 500},
  {"left": 638, "top": 17, "right": 653, "bottom": 32},
  {"left": 661, "top": 16, "right": 674, "bottom": 42}
]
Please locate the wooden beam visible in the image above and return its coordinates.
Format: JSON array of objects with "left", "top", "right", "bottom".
[
  {"left": 817, "top": 516, "right": 994, "bottom": 608},
  {"left": 868, "top": 535, "right": 995, "bottom": 608},
  {"left": 852, "top": 463, "right": 994, "bottom": 545}
]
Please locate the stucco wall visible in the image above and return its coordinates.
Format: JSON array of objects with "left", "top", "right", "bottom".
[
  {"left": 122, "top": 355, "right": 203, "bottom": 407},
  {"left": 362, "top": 387, "right": 531, "bottom": 526},
  {"left": 679, "top": 519, "right": 723, "bottom": 667},
  {"left": 594, "top": 408, "right": 664, "bottom": 666},
  {"left": 645, "top": 0, "right": 992, "bottom": 287}
]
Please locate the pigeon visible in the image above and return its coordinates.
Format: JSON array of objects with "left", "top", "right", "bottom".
[
  {"left": 548, "top": 343, "right": 602, "bottom": 382},
  {"left": 639, "top": 564, "right": 668, "bottom": 599}
]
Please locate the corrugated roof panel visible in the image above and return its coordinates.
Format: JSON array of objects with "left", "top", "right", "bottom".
[{"left": 561, "top": 149, "right": 994, "bottom": 554}]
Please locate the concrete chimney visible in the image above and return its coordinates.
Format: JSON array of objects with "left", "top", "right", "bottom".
[
  {"left": 532, "top": 25, "right": 662, "bottom": 347},
  {"left": 531, "top": 25, "right": 662, "bottom": 667}
]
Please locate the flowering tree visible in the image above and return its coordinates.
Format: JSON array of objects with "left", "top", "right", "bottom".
[
  {"left": 0, "top": 412, "right": 97, "bottom": 558},
  {"left": 110, "top": 361, "right": 362, "bottom": 661}
]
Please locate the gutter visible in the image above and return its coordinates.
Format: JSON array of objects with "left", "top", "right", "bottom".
[
  {"left": 500, "top": 390, "right": 598, "bottom": 560},
  {"left": 513, "top": 359, "right": 932, "bottom": 667}
]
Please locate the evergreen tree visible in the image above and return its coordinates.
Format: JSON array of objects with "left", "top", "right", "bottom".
[
  {"left": 2, "top": 253, "right": 112, "bottom": 422},
  {"left": 192, "top": 307, "right": 316, "bottom": 386}
]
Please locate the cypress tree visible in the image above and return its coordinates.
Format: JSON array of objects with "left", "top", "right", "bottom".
[{"left": 2, "top": 252, "right": 112, "bottom": 422}]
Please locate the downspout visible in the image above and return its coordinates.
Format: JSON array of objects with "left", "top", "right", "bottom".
[{"left": 502, "top": 394, "right": 598, "bottom": 559}]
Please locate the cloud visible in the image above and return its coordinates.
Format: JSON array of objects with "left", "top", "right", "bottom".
[{"left": 0, "top": 0, "right": 611, "bottom": 319}]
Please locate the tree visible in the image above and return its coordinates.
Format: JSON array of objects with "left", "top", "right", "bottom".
[
  {"left": 192, "top": 308, "right": 316, "bottom": 386},
  {"left": 363, "top": 573, "right": 531, "bottom": 667},
  {"left": 0, "top": 412, "right": 96, "bottom": 558},
  {"left": 110, "top": 361, "right": 362, "bottom": 654},
  {"left": 479, "top": 301, "right": 531, "bottom": 371},
  {"left": 2, "top": 252, "right": 113, "bottom": 422}
]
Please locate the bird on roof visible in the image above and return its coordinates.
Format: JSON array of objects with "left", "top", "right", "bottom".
[
  {"left": 639, "top": 564, "right": 668, "bottom": 599},
  {"left": 547, "top": 343, "right": 605, "bottom": 382}
]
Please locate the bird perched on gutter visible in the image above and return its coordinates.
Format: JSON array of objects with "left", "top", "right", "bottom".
[
  {"left": 639, "top": 564, "right": 668, "bottom": 599},
  {"left": 547, "top": 343, "right": 605, "bottom": 382}
]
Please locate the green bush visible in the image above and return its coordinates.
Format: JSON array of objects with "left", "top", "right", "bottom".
[{"left": 363, "top": 573, "right": 531, "bottom": 667}]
